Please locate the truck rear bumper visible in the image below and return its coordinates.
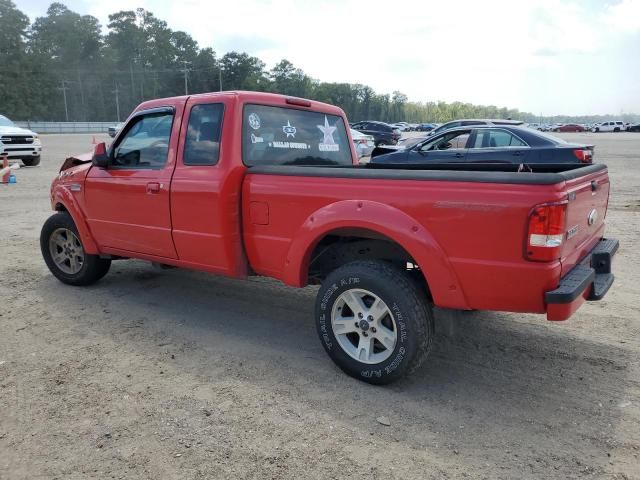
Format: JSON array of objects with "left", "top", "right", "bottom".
[{"left": 545, "top": 238, "right": 618, "bottom": 321}]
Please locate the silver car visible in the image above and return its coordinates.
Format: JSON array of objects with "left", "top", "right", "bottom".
[{"left": 350, "top": 128, "right": 375, "bottom": 158}]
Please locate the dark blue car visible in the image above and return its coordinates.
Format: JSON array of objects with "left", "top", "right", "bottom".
[{"left": 370, "top": 126, "right": 594, "bottom": 165}]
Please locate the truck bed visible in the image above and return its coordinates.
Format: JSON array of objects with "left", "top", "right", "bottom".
[{"left": 242, "top": 163, "right": 609, "bottom": 316}]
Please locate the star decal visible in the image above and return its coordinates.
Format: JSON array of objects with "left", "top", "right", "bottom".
[
  {"left": 282, "top": 120, "right": 296, "bottom": 138},
  {"left": 317, "top": 116, "right": 337, "bottom": 145}
]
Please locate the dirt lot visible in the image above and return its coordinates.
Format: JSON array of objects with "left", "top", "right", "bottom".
[{"left": 1, "top": 132, "right": 639, "bottom": 479}]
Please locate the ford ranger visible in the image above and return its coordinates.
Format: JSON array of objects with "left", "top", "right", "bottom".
[{"left": 40, "top": 91, "right": 618, "bottom": 384}]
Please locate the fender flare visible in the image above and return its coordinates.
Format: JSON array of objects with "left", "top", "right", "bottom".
[
  {"left": 51, "top": 185, "right": 99, "bottom": 255},
  {"left": 282, "top": 200, "right": 469, "bottom": 309}
]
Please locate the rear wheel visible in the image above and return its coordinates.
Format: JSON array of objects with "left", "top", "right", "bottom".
[
  {"left": 614, "top": 127, "right": 620, "bottom": 132},
  {"left": 40, "top": 212, "right": 111, "bottom": 286},
  {"left": 22, "top": 156, "right": 40, "bottom": 167},
  {"left": 315, "top": 260, "right": 433, "bottom": 384}
]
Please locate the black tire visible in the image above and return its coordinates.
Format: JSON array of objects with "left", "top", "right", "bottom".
[
  {"left": 614, "top": 127, "right": 620, "bottom": 132},
  {"left": 315, "top": 260, "right": 434, "bottom": 385},
  {"left": 595, "top": 128, "right": 600, "bottom": 132},
  {"left": 40, "top": 212, "right": 111, "bottom": 286},
  {"left": 22, "top": 156, "right": 40, "bottom": 167},
  {"left": 376, "top": 140, "right": 388, "bottom": 147}
]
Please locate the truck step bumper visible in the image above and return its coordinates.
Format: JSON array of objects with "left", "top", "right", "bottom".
[{"left": 545, "top": 238, "right": 618, "bottom": 321}]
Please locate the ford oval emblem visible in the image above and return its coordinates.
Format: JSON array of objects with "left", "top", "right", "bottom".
[{"left": 588, "top": 209, "right": 598, "bottom": 226}]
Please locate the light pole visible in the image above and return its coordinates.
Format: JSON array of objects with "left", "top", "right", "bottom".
[
  {"left": 58, "top": 80, "right": 70, "bottom": 121},
  {"left": 181, "top": 61, "right": 191, "bottom": 95},
  {"left": 113, "top": 81, "right": 121, "bottom": 122}
]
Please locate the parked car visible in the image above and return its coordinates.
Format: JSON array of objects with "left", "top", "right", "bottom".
[
  {"left": 626, "top": 123, "right": 640, "bottom": 132},
  {"left": 41, "top": 91, "right": 616, "bottom": 384},
  {"left": 592, "top": 121, "right": 625, "bottom": 132},
  {"left": 350, "top": 128, "right": 375, "bottom": 158},
  {"left": 0, "top": 114, "right": 42, "bottom": 166},
  {"left": 370, "top": 125, "right": 594, "bottom": 165},
  {"left": 553, "top": 123, "right": 585, "bottom": 132},
  {"left": 416, "top": 123, "right": 436, "bottom": 132},
  {"left": 427, "top": 119, "right": 524, "bottom": 136},
  {"left": 350, "top": 121, "right": 401, "bottom": 146},
  {"left": 390, "top": 122, "right": 410, "bottom": 132},
  {"left": 108, "top": 122, "right": 125, "bottom": 138}
]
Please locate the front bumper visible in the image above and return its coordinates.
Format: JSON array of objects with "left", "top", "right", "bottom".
[
  {"left": 1, "top": 145, "right": 42, "bottom": 159},
  {"left": 545, "top": 238, "right": 619, "bottom": 321}
]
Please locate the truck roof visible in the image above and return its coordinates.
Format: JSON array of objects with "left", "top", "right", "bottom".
[{"left": 135, "top": 90, "right": 346, "bottom": 117}]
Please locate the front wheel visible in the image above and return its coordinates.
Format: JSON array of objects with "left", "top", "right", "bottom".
[
  {"left": 315, "top": 260, "right": 433, "bottom": 384},
  {"left": 40, "top": 212, "right": 111, "bottom": 286},
  {"left": 22, "top": 156, "right": 40, "bottom": 167}
]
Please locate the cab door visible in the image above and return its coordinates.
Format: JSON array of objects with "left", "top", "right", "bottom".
[
  {"left": 169, "top": 97, "right": 243, "bottom": 275},
  {"left": 84, "top": 105, "right": 182, "bottom": 258}
]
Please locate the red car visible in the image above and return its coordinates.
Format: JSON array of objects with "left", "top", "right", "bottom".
[
  {"left": 553, "top": 124, "right": 586, "bottom": 132},
  {"left": 41, "top": 91, "right": 617, "bottom": 384}
]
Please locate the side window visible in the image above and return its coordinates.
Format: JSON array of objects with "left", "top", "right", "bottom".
[
  {"left": 183, "top": 103, "right": 224, "bottom": 165},
  {"left": 422, "top": 130, "right": 471, "bottom": 151},
  {"left": 112, "top": 111, "right": 174, "bottom": 169},
  {"left": 472, "top": 129, "right": 527, "bottom": 148},
  {"left": 462, "top": 120, "right": 485, "bottom": 126}
]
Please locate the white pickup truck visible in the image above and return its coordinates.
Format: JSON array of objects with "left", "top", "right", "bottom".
[{"left": 0, "top": 115, "right": 42, "bottom": 166}]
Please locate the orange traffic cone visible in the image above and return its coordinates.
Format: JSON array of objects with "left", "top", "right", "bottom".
[{"left": 1, "top": 155, "right": 9, "bottom": 183}]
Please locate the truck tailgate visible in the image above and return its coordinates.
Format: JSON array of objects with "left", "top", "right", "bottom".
[{"left": 560, "top": 167, "right": 610, "bottom": 275}]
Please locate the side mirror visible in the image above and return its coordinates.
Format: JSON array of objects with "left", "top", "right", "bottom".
[{"left": 92, "top": 142, "right": 109, "bottom": 168}]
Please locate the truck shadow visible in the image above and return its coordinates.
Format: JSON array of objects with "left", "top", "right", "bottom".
[{"left": 42, "top": 261, "right": 634, "bottom": 475}]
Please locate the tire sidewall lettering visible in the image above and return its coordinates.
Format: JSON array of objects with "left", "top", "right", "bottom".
[{"left": 317, "top": 272, "right": 413, "bottom": 379}]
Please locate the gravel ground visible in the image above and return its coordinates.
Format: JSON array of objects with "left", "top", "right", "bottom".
[{"left": 1, "top": 132, "right": 639, "bottom": 479}]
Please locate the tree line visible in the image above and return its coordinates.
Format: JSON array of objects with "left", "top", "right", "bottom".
[{"left": 1, "top": 0, "right": 637, "bottom": 124}]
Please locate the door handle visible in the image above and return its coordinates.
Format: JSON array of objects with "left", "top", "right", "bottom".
[
  {"left": 146, "top": 182, "right": 161, "bottom": 194},
  {"left": 454, "top": 152, "right": 464, "bottom": 158},
  {"left": 511, "top": 151, "right": 523, "bottom": 156}
]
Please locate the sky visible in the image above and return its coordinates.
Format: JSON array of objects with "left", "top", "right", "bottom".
[{"left": 16, "top": 0, "right": 640, "bottom": 116}]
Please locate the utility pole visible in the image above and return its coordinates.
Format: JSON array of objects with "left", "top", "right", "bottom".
[
  {"left": 58, "top": 80, "right": 70, "bottom": 121},
  {"left": 181, "top": 61, "right": 190, "bottom": 95},
  {"left": 218, "top": 65, "right": 223, "bottom": 92},
  {"left": 112, "top": 81, "right": 121, "bottom": 122},
  {"left": 129, "top": 62, "right": 136, "bottom": 102}
]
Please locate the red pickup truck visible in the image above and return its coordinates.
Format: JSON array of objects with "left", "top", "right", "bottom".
[{"left": 41, "top": 91, "right": 618, "bottom": 384}]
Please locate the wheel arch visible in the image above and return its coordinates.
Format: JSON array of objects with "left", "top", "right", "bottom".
[
  {"left": 282, "top": 200, "right": 469, "bottom": 309},
  {"left": 51, "top": 186, "right": 99, "bottom": 254}
]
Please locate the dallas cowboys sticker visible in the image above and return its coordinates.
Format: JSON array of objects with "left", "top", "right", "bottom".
[
  {"left": 317, "top": 116, "right": 339, "bottom": 152},
  {"left": 248, "top": 113, "right": 261, "bottom": 130},
  {"left": 282, "top": 120, "right": 297, "bottom": 138},
  {"left": 269, "top": 141, "right": 308, "bottom": 150}
]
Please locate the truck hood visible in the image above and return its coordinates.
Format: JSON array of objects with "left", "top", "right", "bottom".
[
  {"left": 59, "top": 151, "right": 93, "bottom": 172},
  {"left": 0, "top": 125, "right": 37, "bottom": 136}
]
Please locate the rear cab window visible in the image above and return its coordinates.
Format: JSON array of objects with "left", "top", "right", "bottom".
[{"left": 243, "top": 105, "right": 353, "bottom": 166}]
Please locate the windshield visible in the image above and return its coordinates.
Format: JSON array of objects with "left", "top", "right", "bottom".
[{"left": 0, "top": 115, "right": 16, "bottom": 127}]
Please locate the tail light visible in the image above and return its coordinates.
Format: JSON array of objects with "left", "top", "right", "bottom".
[
  {"left": 525, "top": 202, "right": 567, "bottom": 262},
  {"left": 573, "top": 149, "right": 593, "bottom": 163}
]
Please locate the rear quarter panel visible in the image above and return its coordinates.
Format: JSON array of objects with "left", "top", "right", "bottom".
[{"left": 243, "top": 173, "right": 568, "bottom": 313}]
